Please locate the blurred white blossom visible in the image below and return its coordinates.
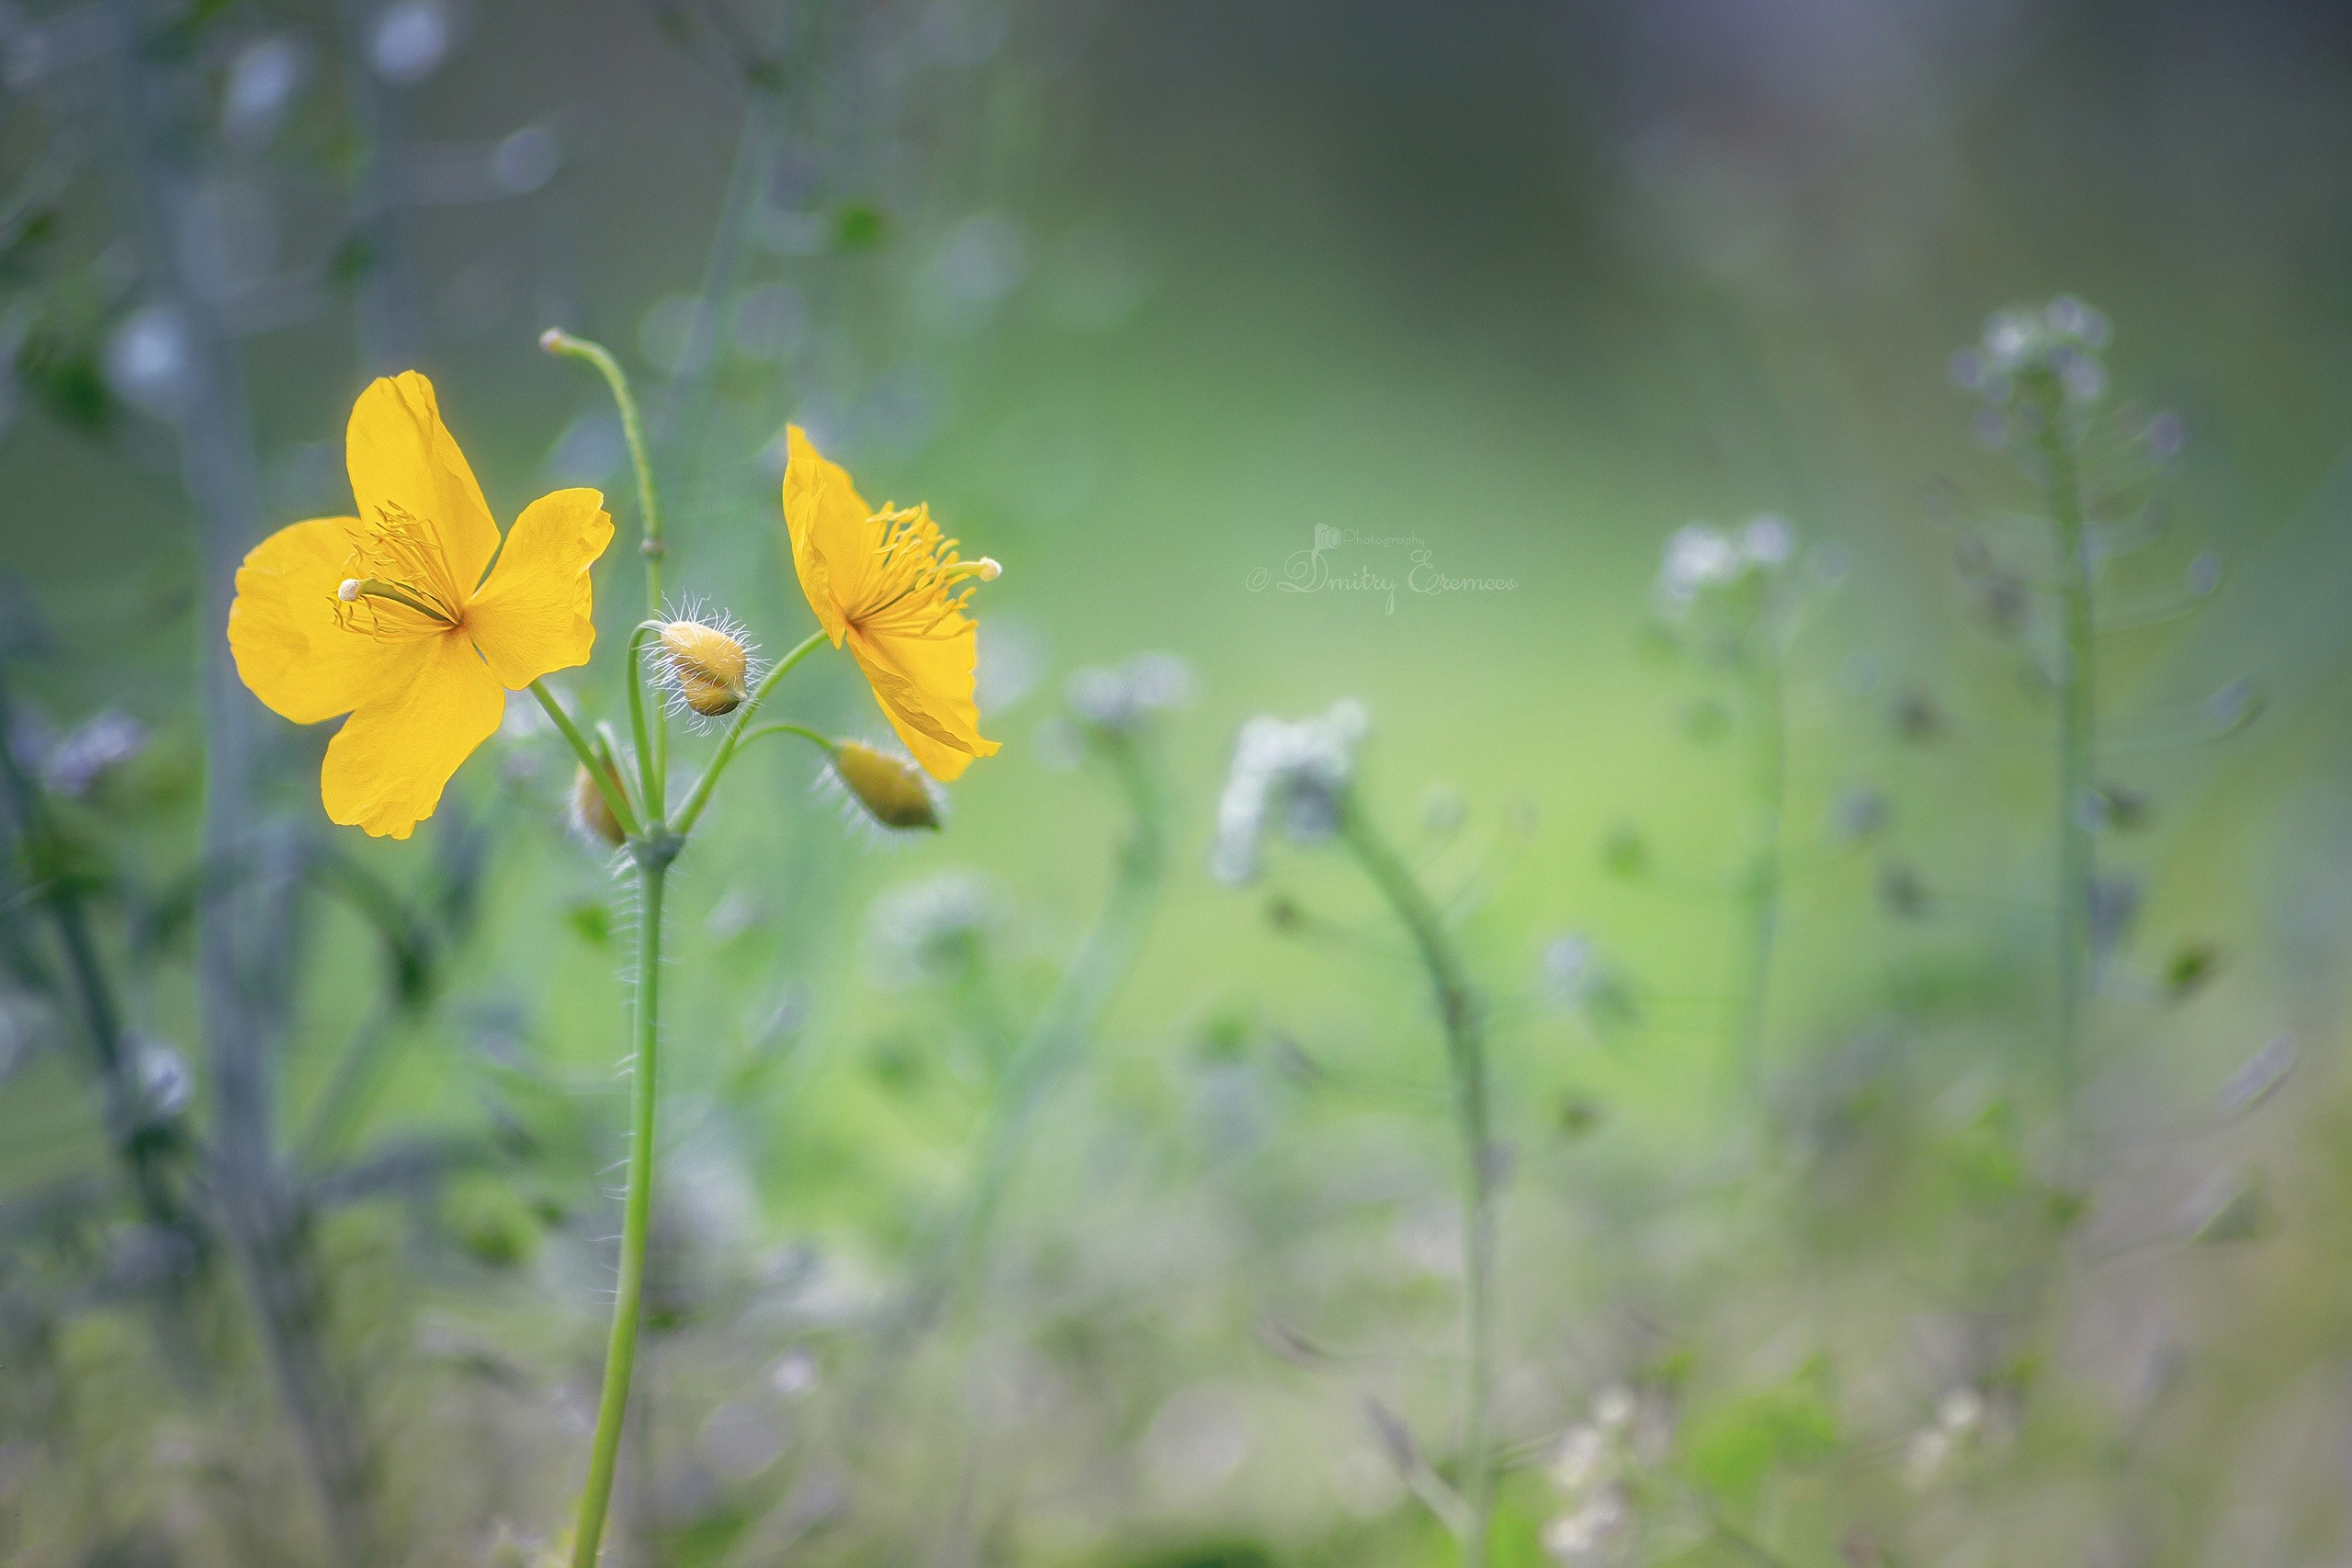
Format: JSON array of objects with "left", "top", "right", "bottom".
[
  {"left": 866, "top": 872, "right": 1001, "bottom": 985},
  {"left": 1209, "top": 699, "right": 1368, "bottom": 886}
]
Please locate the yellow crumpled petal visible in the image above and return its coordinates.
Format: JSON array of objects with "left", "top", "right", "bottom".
[
  {"left": 781, "top": 425, "right": 874, "bottom": 644},
  {"left": 319, "top": 632, "right": 506, "bottom": 839},
  {"left": 345, "top": 371, "right": 502, "bottom": 597},
  {"left": 227, "top": 515, "right": 399, "bottom": 725},
  {"left": 848, "top": 621, "right": 999, "bottom": 783},
  {"left": 467, "top": 488, "right": 613, "bottom": 689}
]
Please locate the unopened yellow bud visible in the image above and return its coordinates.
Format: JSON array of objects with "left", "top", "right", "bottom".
[
  {"left": 660, "top": 619, "right": 749, "bottom": 717},
  {"left": 833, "top": 741, "right": 940, "bottom": 831},
  {"left": 570, "top": 761, "right": 628, "bottom": 847}
]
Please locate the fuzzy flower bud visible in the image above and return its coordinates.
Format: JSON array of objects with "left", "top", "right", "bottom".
[
  {"left": 659, "top": 617, "right": 750, "bottom": 717},
  {"left": 832, "top": 740, "right": 941, "bottom": 831},
  {"left": 570, "top": 760, "right": 628, "bottom": 847}
]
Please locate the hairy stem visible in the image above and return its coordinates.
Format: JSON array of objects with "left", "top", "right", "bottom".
[
  {"left": 571, "top": 852, "right": 668, "bottom": 1568},
  {"left": 1342, "top": 803, "right": 1494, "bottom": 1568}
]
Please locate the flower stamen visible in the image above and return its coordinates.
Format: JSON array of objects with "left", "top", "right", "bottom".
[{"left": 334, "top": 504, "right": 469, "bottom": 638}]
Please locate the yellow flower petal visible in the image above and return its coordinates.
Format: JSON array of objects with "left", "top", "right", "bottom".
[
  {"left": 345, "top": 371, "right": 501, "bottom": 599},
  {"left": 319, "top": 632, "right": 505, "bottom": 839},
  {"left": 227, "top": 515, "right": 403, "bottom": 724},
  {"left": 848, "top": 622, "right": 999, "bottom": 783},
  {"left": 781, "top": 425, "right": 876, "bottom": 644},
  {"left": 467, "top": 488, "right": 614, "bottom": 689}
]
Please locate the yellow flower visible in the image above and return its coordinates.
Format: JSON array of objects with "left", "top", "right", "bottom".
[
  {"left": 228, "top": 372, "right": 613, "bottom": 839},
  {"left": 782, "top": 426, "right": 1000, "bottom": 782}
]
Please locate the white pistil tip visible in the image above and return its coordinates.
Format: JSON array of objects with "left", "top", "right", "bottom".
[
  {"left": 975, "top": 557, "right": 1002, "bottom": 581},
  {"left": 337, "top": 578, "right": 363, "bottom": 603}
]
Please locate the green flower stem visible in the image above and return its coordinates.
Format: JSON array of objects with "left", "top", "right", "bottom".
[
  {"left": 628, "top": 621, "right": 662, "bottom": 823},
  {"left": 735, "top": 721, "right": 839, "bottom": 758},
  {"left": 544, "top": 330, "right": 705, "bottom": 1568},
  {"left": 531, "top": 680, "right": 641, "bottom": 840},
  {"left": 540, "top": 330, "right": 666, "bottom": 614},
  {"left": 571, "top": 847, "right": 670, "bottom": 1568},
  {"left": 2034, "top": 376, "right": 2096, "bottom": 1091},
  {"left": 671, "top": 629, "right": 830, "bottom": 837},
  {"left": 1341, "top": 801, "right": 1495, "bottom": 1568}
]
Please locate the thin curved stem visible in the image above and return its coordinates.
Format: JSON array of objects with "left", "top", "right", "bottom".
[
  {"left": 545, "top": 332, "right": 672, "bottom": 827},
  {"left": 570, "top": 852, "right": 667, "bottom": 1568},
  {"left": 735, "top": 721, "right": 837, "bottom": 757},
  {"left": 540, "top": 330, "right": 666, "bottom": 615},
  {"left": 673, "top": 629, "right": 830, "bottom": 837},
  {"left": 531, "top": 681, "right": 640, "bottom": 840},
  {"left": 1341, "top": 800, "right": 1494, "bottom": 1568}
]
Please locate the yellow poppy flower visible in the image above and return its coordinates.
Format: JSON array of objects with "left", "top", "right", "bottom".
[
  {"left": 781, "top": 426, "right": 1000, "bottom": 782},
  {"left": 228, "top": 371, "right": 613, "bottom": 839}
]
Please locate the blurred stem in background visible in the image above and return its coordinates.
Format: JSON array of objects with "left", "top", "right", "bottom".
[
  {"left": 1652, "top": 519, "right": 1815, "bottom": 1103},
  {"left": 334, "top": 0, "right": 424, "bottom": 372},
  {"left": 0, "top": 662, "right": 208, "bottom": 1355},
  {"left": 1729, "top": 626, "right": 1785, "bottom": 1100},
  {"left": 943, "top": 717, "right": 1169, "bottom": 1321},
  {"left": 1342, "top": 798, "right": 1495, "bottom": 1568},
  {"left": 107, "top": 10, "right": 380, "bottom": 1558},
  {"left": 929, "top": 697, "right": 1173, "bottom": 1560},
  {"left": 2032, "top": 369, "right": 2096, "bottom": 1094}
]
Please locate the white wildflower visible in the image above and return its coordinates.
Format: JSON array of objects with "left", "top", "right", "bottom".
[{"left": 1208, "top": 699, "right": 1368, "bottom": 886}]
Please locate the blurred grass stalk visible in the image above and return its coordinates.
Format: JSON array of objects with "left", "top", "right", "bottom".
[
  {"left": 943, "top": 717, "right": 1169, "bottom": 1319},
  {"left": 1729, "top": 617, "right": 1785, "bottom": 1101},
  {"left": 1341, "top": 798, "right": 1496, "bottom": 1568},
  {"left": 914, "top": 713, "right": 1172, "bottom": 1560},
  {"left": 107, "top": 8, "right": 383, "bottom": 1559},
  {"left": 2030, "top": 368, "right": 2098, "bottom": 1093}
]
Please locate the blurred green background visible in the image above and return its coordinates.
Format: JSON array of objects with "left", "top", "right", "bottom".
[{"left": 5, "top": 0, "right": 2352, "bottom": 1563}]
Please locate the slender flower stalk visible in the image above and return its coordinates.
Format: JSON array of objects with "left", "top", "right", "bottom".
[
  {"left": 526, "top": 338, "right": 1001, "bottom": 1568},
  {"left": 2033, "top": 374, "right": 2096, "bottom": 1090},
  {"left": 221, "top": 322, "right": 999, "bottom": 1567},
  {"left": 1210, "top": 700, "right": 1497, "bottom": 1560},
  {"left": 1340, "top": 801, "right": 1496, "bottom": 1568},
  {"left": 1730, "top": 633, "right": 1785, "bottom": 1098},
  {"left": 569, "top": 845, "right": 667, "bottom": 1568},
  {"left": 1655, "top": 517, "right": 1806, "bottom": 1097},
  {"left": 1950, "top": 299, "right": 2120, "bottom": 1094}
]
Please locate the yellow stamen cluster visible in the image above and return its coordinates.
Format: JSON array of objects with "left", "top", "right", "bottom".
[
  {"left": 832, "top": 741, "right": 939, "bottom": 831},
  {"left": 333, "top": 506, "right": 465, "bottom": 638},
  {"left": 659, "top": 619, "right": 750, "bottom": 717},
  {"left": 852, "top": 503, "right": 1000, "bottom": 635}
]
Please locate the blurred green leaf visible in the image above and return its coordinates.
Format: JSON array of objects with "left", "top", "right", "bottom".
[
  {"left": 833, "top": 203, "right": 888, "bottom": 251},
  {"left": 1682, "top": 1362, "right": 1840, "bottom": 1511}
]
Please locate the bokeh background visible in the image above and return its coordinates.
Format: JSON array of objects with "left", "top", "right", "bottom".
[{"left": 6, "top": 0, "right": 2352, "bottom": 1563}]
